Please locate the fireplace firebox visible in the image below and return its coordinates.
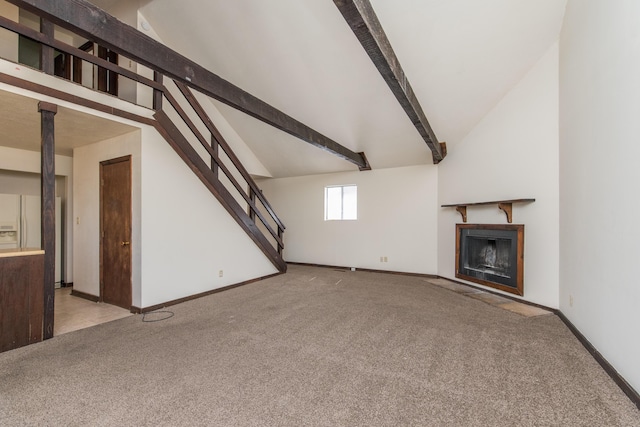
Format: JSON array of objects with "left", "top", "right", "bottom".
[{"left": 456, "top": 224, "right": 524, "bottom": 295}]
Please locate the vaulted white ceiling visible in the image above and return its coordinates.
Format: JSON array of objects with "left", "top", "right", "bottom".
[{"left": 139, "top": 0, "right": 566, "bottom": 177}]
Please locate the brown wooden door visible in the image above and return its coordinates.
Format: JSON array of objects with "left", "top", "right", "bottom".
[{"left": 100, "top": 156, "right": 132, "bottom": 309}]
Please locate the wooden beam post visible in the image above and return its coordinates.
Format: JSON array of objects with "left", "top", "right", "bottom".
[
  {"left": 8, "top": 0, "right": 369, "bottom": 169},
  {"left": 39, "top": 18, "right": 54, "bottom": 75},
  {"left": 38, "top": 101, "right": 57, "bottom": 340},
  {"left": 249, "top": 187, "right": 256, "bottom": 222},
  {"left": 277, "top": 226, "right": 284, "bottom": 255},
  {"left": 333, "top": 0, "right": 445, "bottom": 163},
  {"left": 152, "top": 71, "right": 163, "bottom": 111},
  {"left": 211, "top": 135, "right": 219, "bottom": 178}
]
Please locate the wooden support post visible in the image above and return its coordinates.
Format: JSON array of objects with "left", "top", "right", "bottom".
[
  {"left": 277, "top": 226, "right": 283, "bottom": 255},
  {"left": 152, "top": 71, "right": 163, "bottom": 111},
  {"left": 40, "top": 18, "right": 54, "bottom": 75},
  {"left": 211, "top": 135, "right": 219, "bottom": 178},
  {"left": 38, "top": 101, "right": 57, "bottom": 340},
  {"left": 249, "top": 187, "right": 256, "bottom": 222}
]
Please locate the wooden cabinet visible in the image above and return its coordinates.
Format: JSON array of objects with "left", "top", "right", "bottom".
[{"left": 0, "top": 251, "right": 44, "bottom": 352}]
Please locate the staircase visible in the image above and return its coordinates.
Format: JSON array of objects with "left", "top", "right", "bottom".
[
  {"left": 152, "top": 80, "right": 287, "bottom": 272},
  {"left": 0, "top": 7, "right": 287, "bottom": 272}
]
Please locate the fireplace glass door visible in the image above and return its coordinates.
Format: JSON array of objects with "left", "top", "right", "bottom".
[{"left": 456, "top": 224, "right": 524, "bottom": 295}]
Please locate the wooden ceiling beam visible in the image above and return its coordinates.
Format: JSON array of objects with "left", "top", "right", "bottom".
[
  {"left": 7, "top": 0, "right": 368, "bottom": 169},
  {"left": 334, "top": 0, "right": 446, "bottom": 163}
]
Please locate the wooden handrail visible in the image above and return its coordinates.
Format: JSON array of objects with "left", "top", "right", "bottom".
[
  {"left": 0, "top": 7, "right": 286, "bottom": 266},
  {"left": 153, "top": 111, "right": 286, "bottom": 271},
  {"left": 174, "top": 81, "right": 285, "bottom": 231},
  {"left": 161, "top": 87, "right": 284, "bottom": 249},
  {"left": 0, "top": 16, "right": 162, "bottom": 91},
  {"left": 8, "top": 0, "right": 366, "bottom": 169}
]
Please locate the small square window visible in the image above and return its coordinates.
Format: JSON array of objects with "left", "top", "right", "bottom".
[{"left": 325, "top": 185, "right": 357, "bottom": 220}]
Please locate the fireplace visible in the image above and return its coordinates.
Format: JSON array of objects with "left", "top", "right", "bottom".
[{"left": 456, "top": 224, "right": 524, "bottom": 295}]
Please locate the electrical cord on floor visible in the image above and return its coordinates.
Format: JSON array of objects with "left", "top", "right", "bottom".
[{"left": 142, "top": 310, "right": 174, "bottom": 322}]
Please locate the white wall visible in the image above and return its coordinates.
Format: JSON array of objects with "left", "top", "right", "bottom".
[
  {"left": 559, "top": 0, "right": 640, "bottom": 393},
  {"left": 438, "top": 43, "right": 560, "bottom": 308},
  {"left": 191, "top": 89, "right": 273, "bottom": 179},
  {"left": 70, "top": 122, "right": 279, "bottom": 309},
  {"left": 0, "top": 170, "right": 63, "bottom": 196},
  {"left": 139, "top": 126, "right": 277, "bottom": 308},
  {"left": 136, "top": 11, "right": 272, "bottom": 179},
  {"left": 0, "top": 146, "right": 72, "bottom": 176},
  {"left": 259, "top": 165, "right": 439, "bottom": 274},
  {"left": 73, "top": 130, "right": 142, "bottom": 304}
]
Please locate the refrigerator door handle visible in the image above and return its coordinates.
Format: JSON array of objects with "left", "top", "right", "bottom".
[
  {"left": 21, "top": 214, "right": 27, "bottom": 248},
  {"left": 20, "top": 196, "right": 27, "bottom": 249},
  {"left": 19, "top": 196, "right": 24, "bottom": 248},
  {"left": 19, "top": 213, "right": 22, "bottom": 247}
]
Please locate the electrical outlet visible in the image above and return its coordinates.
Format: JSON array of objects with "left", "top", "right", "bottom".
[
  {"left": 569, "top": 295, "right": 573, "bottom": 307},
  {"left": 219, "top": 270, "right": 223, "bottom": 277},
  {"left": 383, "top": 256, "right": 388, "bottom": 262},
  {"left": 380, "top": 256, "right": 384, "bottom": 262}
]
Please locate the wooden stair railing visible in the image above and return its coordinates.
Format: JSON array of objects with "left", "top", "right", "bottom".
[
  {"left": 0, "top": 11, "right": 287, "bottom": 271},
  {"left": 153, "top": 111, "right": 287, "bottom": 272},
  {"left": 173, "top": 81, "right": 286, "bottom": 251},
  {"left": 158, "top": 82, "right": 286, "bottom": 258}
]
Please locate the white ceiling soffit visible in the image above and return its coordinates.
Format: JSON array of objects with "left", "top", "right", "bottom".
[
  {"left": 0, "top": 89, "right": 138, "bottom": 156},
  {"left": 139, "top": 0, "right": 566, "bottom": 178}
]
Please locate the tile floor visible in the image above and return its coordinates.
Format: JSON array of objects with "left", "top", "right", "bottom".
[
  {"left": 54, "top": 287, "right": 133, "bottom": 336},
  {"left": 424, "top": 277, "right": 553, "bottom": 317}
]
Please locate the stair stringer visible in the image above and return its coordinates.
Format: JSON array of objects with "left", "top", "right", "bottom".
[{"left": 152, "top": 110, "right": 286, "bottom": 273}]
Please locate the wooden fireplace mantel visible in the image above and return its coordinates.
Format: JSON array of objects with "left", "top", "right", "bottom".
[{"left": 441, "top": 199, "right": 535, "bottom": 224}]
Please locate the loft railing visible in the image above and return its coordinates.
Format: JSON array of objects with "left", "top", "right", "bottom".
[{"left": 0, "top": 11, "right": 286, "bottom": 270}]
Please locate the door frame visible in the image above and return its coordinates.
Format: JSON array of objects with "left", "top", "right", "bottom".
[{"left": 99, "top": 155, "right": 132, "bottom": 308}]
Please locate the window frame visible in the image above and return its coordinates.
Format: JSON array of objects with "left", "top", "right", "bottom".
[{"left": 324, "top": 184, "right": 357, "bottom": 221}]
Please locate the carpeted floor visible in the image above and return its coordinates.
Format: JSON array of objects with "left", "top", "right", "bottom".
[{"left": 1, "top": 265, "right": 639, "bottom": 426}]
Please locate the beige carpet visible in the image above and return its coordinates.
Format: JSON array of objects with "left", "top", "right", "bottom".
[{"left": 1, "top": 265, "right": 638, "bottom": 426}]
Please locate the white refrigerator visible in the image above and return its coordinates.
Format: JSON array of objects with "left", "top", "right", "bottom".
[{"left": 0, "top": 193, "right": 62, "bottom": 284}]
